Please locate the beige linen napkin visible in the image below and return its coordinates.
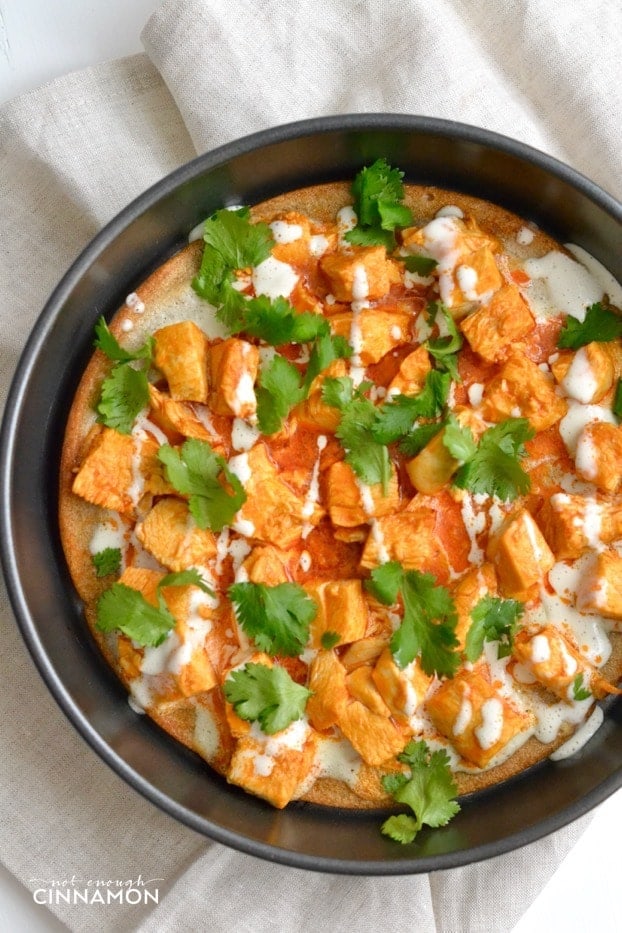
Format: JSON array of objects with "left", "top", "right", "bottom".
[{"left": 0, "top": 1, "right": 620, "bottom": 931}]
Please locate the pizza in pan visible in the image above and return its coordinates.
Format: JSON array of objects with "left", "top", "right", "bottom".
[{"left": 59, "top": 161, "right": 622, "bottom": 842}]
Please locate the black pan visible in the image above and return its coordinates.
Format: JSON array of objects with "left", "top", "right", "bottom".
[{"left": 2, "top": 114, "right": 621, "bottom": 874}]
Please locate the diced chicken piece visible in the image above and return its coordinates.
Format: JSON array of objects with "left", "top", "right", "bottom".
[
  {"left": 268, "top": 211, "right": 312, "bottom": 265},
  {"left": 148, "top": 385, "right": 223, "bottom": 449},
  {"left": 305, "top": 579, "right": 368, "bottom": 647},
  {"left": 426, "top": 666, "right": 533, "bottom": 768},
  {"left": 460, "top": 285, "right": 535, "bottom": 362},
  {"left": 326, "top": 460, "right": 400, "bottom": 527},
  {"left": 387, "top": 346, "right": 432, "bottom": 396},
  {"left": 346, "top": 665, "right": 392, "bottom": 717},
  {"left": 289, "top": 279, "right": 325, "bottom": 316},
  {"left": 552, "top": 342, "right": 614, "bottom": 404},
  {"left": 333, "top": 526, "right": 368, "bottom": 543},
  {"left": 486, "top": 508, "right": 554, "bottom": 598},
  {"left": 360, "top": 508, "right": 451, "bottom": 582},
  {"left": 207, "top": 337, "right": 259, "bottom": 420},
  {"left": 117, "top": 565, "right": 161, "bottom": 601},
  {"left": 577, "top": 551, "right": 622, "bottom": 623},
  {"left": 513, "top": 624, "right": 620, "bottom": 701},
  {"left": 340, "top": 635, "right": 388, "bottom": 671},
  {"left": 306, "top": 650, "right": 349, "bottom": 730},
  {"left": 371, "top": 648, "right": 432, "bottom": 724},
  {"left": 452, "top": 563, "right": 498, "bottom": 650},
  {"left": 117, "top": 634, "right": 142, "bottom": 682},
  {"left": 153, "top": 321, "right": 209, "bottom": 402},
  {"left": 72, "top": 427, "right": 171, "bottom": 516},
  {"left": 235, "top": 444, "right": 323, "bottom": 548},
  {"left": 402, "top": 216, "right": 501, "bottom": 308},
  {"left": 481, "top": 353, "right": 567, "bottom": 431},
  {"left": 241, "top": 545, "right": 290, "bottom": 586},
  {"left": 405, "top": 428, "right": 458, "bottom": 495},
  {"left": 337, "top": 699, "right": 407, "bottom": 766},
  {"left": 227, "top": 720, "right": 318, "bottom": 808},
  {"left": 537, "top": 492, "right": 622, "bottom": 560},
  {"left": 329, "top": 309, "right": 412, "bottom": 364},
  {"left": 320, "top": 245, "right": 399, "bottom": 302},
  {"left": 453, "top": 246, "right": 504, "bottom": 304},
  {"left": 116, "top": 566, "right": 218, "bottom": 702},
  {"left": 575, "top": 422, "right": 622, "bottom": 492},
  {"left": 294, "top": 358, "right": 347, "bottom": 432},
  {"left": 549, "top": 349, "right": 573, "bottom": 385},
  {"left": 138, "top": 433, "right": 175, "bottom": 499},
  {"left": 72, "top": 428, "right": 136, "bottom": 514},
  {"left": 135, "top": 497, "right": 217, "bottom": 571}
]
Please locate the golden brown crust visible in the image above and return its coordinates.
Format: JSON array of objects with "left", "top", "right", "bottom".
[{"left": 59, "top": 180, "right": 622, "bottom": 810}]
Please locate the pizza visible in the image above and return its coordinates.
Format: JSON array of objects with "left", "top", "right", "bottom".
[{"left": 59, "top": 160, "right": 622, "bottom": 837}]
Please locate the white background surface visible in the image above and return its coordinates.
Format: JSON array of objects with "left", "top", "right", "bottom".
[{"left": 2, "top": 3, "right": 622, "bottom": 931}]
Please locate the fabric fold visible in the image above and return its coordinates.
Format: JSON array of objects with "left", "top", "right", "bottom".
[{"left": 141, "top": 0, "right": 621, "bottom": 201}]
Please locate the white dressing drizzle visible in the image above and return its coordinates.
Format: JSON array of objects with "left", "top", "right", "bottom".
[
  {"left": 252, "top": 256, "right": 299, "bottom": 299},
  {"left": 301, "top": 435, "right": 327, "bottom": 538},
  {"left": 269, "top": 220, "right": 303, "bottom": 243},
  {"left": 522, "top": 250, "right": 604, "bottom": 322},
  {"left": 550, "top": 705, "right": 604, "bottom": 761}
]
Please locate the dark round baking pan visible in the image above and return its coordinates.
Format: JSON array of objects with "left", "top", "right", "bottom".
[{"left": 2, "top": 114, "right": 622, "bottom": 874}]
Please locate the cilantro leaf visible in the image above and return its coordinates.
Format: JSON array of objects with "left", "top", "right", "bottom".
[
  {"left": 303, "top": 332, "right": 352, "bottom": 392},
  {"left": 96, "top": 568, "right": 212, "bottom": 647},
  {"left": 193, "top": 242, "right": 231, "bottom": 308},
  {"left": 453, "top": 418, "right": 534, "bottom": 501},
  {"left": 557, "top": 302, "right": 622, "bottom": 349},
  {"left": 202, "top": 207, "right": 273, "bottom": 272},
  {"left": 612, "top": 378, "right": 622, "bottom": 418},
  {"left": 398, "top": 421, "right": 444, "bottom": 457},
  {"left": 572, "top": 673, "right": 592, "bottom": 701},
  {"left": 464, "top": 595, "right": 525, "bottom": 662},
  {"left": 321, "top": 631, "right": 341, "bottom": 649},
  {"left": 372, "top": 370, "right": 450, "bottom": 445},
  {"left": 365, "top": 559, "right": 403, "bottom": 605},
  {"left": 158, "top": 439, "right": 246, "bottom": 531},
  {"left": 256, "top": 353, "right": 307, "bottom": 435},
  {"left": 242, "top": 295, "right": 329, "bottom": 346},
  {"left": 228, "top": 581, "right": 317, "bottom": 657},
  {"left": 366, "top": 563, "right": 460, "bottom": 677},
  {"left": 344, "top": 159, "right": 414, "bottom": 250},
  {"left": 91, "top": 547, "right": 122, "bottom": 578},
  {"left": 403, "top": 255, "right": 438, "bottom": 276},
  {"left": 94, "top": 316, "right": 154, "bottom": 363},
  {"left": 442, "top": 414, "right": 478, "bottom": 463},
  {"left": 321, "top": 375, "right": 355, "bottom": 410},
  {"left": 380, "top": 814, "right": 421, "bottom": 845},
  {"left": 322, "top": 376, "right": 391, "bottom": 491},
  {"left": 97, "top": 582, "right": 175, "bottom": 647},
  {"left": 224, "top": 662, "right": 311, "bottom": 734},
  {"left": 381, "top": 740, "right": 461, "bottom": 844},
  {"left": 192, "top": 207, "right": 273, "bottom": 328},
  {"left": 426, "top": 302, "right": 463, "bottom": 380},
  {"left": 96, "top": 363, "right": 150, "bottom": 435}
]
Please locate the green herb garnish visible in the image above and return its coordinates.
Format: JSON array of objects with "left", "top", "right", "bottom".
[
  {"left": 366, "top": 562, "right": 460, "bottom": 678},
  {"left": 224, "top": 662, "right": 312, "bottom": 735},
  {"left": 381, "top": 740, "right": 461, "bottom": 844},
  {"left": 158, "top": 439, "right": 246, "bottom": 532},
  {"left": 228, "top": 581, "right": 317, "bottom": 657}
]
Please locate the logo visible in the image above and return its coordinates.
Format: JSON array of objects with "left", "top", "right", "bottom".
[{"left": 29, "top": 874, "right": 163, "bottom": 906}]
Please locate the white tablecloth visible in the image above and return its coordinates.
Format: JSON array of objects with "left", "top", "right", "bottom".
[{"left": 1, "top": 2, "right": 621, "bottom": 930}]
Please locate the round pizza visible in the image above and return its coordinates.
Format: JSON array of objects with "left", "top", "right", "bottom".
[{"left": 59, "top": 160, "right": 622, "bottom": 840}]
